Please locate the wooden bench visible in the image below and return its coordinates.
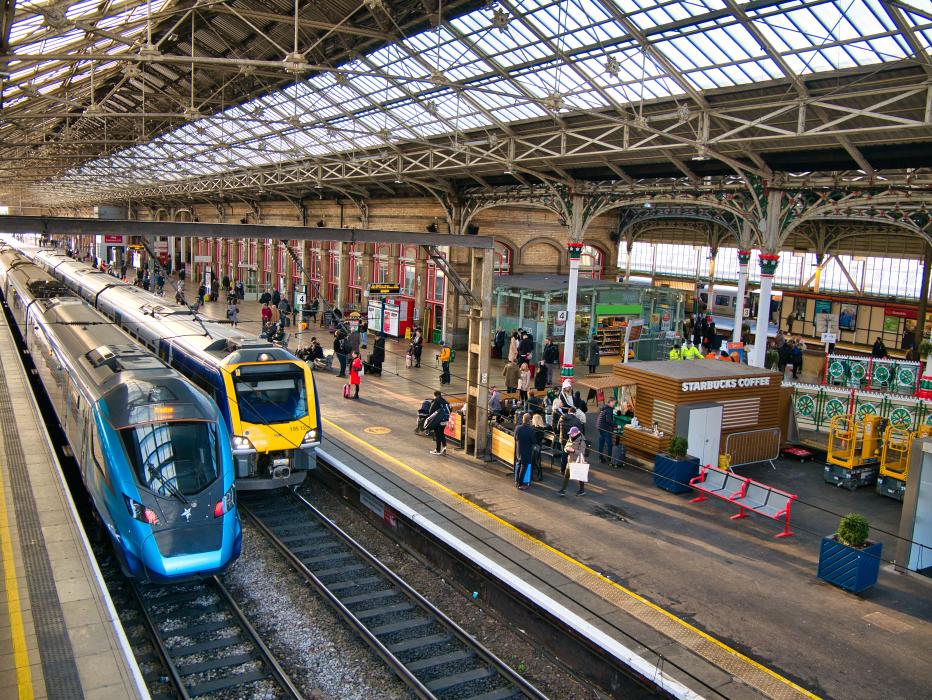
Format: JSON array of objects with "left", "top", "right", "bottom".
[{"left": 689, "top": 465, "right": 797, "bottom": 539}]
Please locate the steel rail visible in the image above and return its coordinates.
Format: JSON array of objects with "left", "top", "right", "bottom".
[{"left": 242, "top": 488, "right": 547, "bottom": 700}]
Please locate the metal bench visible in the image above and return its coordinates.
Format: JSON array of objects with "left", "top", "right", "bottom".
[
  {"left": 731, "top": 481, "right": 797, "bottom": 539},
  {"left": 689, "top": 465, "right": 748, "bottom": 503},
  {"left": 689, "top": 465, "right": 797, "bottom": 539}
]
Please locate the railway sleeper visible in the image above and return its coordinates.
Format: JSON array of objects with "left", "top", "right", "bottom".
[
  {"left": 339, "top": 588, "right": 398, "bottom": 606},
  {"left": 187, "top": 669, "right": 271, "bottom": 696},
  {"left": 169, "top": 634, "right": 247, "bottom": 657},
  {"left": 176, "top": 651, "right": 261, "bottom": 676},
  {"left": 164, "top": 617, "right": 236, "bottom": 638},
  {"left": 426, "top": 665, "right": 498, "bottom": 693},
  {"left": 370, "top": 615, "right": 434, "bottom": 637},
  {"left": 406, "top": 649, "right": 475, "bottom": 674},
  {"left": 327, "top": 575, "right": 381, "bottom": 592},
  {"left": 387, "top": 632, "right": 453, "bottom": 655},
  {"left": 352, "top": 601, "right": 416, "bottom": 621}
]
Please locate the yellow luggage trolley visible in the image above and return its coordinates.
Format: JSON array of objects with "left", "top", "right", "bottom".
[{"left": 824, "top": 414, "right": 886, "bottom": 491}]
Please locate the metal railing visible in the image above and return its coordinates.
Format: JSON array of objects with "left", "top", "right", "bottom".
[{"left": 724, "top": 428, "right": 781, "bottom": 470}]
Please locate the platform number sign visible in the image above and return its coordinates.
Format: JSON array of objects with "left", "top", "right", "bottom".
[{"left": 295, "top": 292, "right": 307, "bottom": 306}]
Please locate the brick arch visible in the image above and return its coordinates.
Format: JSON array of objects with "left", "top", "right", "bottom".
[
  {"left": 518, "top": 236, "right": 566, "bottom": 273},
  {"left": 493, "top": 237, "right": 517, "bottom": 274}
]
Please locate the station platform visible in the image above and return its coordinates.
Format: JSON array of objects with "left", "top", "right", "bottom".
[
  {"left": 186, "top": 283, "right": 932, "bottom": 700},
  {"left": 0, "top": 317, "right": 145, "bottom": 699}
]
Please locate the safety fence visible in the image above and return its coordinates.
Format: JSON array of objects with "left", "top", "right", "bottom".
[
  {"left": 724, "top": 428, "right": 781, "bottom": 469},
  {"left": 791, "top": 383, "right": 932, "bottom": 434}
]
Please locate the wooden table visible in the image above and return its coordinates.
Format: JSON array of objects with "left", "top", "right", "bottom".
[{"left": 620, "top": 427, "right": 670, "bottom": 466}]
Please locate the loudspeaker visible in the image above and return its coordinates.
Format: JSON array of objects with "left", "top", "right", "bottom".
[
  {"left": 426, "top": 222, "right": 438, "bottom": 233},
  {"left": 466, "top": 224, "right": 480, "bottom": 235},
  {"left": 317, "top": 219, "right": 325, "bottom": 227},
  {"left": 609, "top": 230, "right": 621, "bottom": 242}
]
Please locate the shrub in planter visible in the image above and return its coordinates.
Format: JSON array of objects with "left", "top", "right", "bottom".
[
  {"left": 817, "top": 513, "right": 882, "bottom": 594},
  {"left": 654, "top": 435, "right": 699, "bottom": 494}
]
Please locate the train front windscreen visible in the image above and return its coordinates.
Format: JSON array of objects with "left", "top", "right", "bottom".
[
  {"left": 231, "top": 363, "right": 308, "bottom": 425},
  {"left": 120, "top": 421, "right": 222, "bottom": 497}
]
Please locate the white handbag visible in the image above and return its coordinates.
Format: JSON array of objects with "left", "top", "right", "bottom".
[{"left": 569, "top": 455, "right": 590, "bottom": 483}]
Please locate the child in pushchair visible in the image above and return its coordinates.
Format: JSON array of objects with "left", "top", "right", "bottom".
[{"left": 415, "top": 399, "right": 433, "bottom": 435}]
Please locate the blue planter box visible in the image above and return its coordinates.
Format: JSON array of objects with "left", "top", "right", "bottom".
[
  {"left": 653, "top": 454, "right": 700, "bottom": 494},
  {"left": 817, "top": 537, "right": 882, "bottom": 594}
]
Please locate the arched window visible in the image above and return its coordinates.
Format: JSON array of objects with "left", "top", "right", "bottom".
[
  {"left": 579, "top": 245, "right": 604, "bottom": 280},
  {"left": 494, "top": 241, "right": 513, "bottom": 274},
  {"left": 373, "top": 244, "right": 391, "bottom": 283}
]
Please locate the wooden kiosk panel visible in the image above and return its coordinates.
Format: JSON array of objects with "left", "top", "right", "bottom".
[{"left": 613, "top": 361, "right": 782, "bottom": 465}]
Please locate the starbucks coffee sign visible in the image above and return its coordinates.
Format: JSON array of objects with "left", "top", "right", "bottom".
[{"left": 681, "top": 376, "right": 771, "bottom": 392}]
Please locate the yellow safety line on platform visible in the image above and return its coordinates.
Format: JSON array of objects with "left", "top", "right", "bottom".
[
  {"left": 323, "top": 417, "right": 820, "bottom": 700},
  {"left": 0, "top": 468, "right": 34, "bottom": 699}
]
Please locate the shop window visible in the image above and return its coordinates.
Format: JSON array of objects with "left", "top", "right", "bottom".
[
  {"left": 579, "top": 245, "right": 603, "bottom": 280},
  {"left": 494, "top": 241, "right": 513, "bottom": 274}
]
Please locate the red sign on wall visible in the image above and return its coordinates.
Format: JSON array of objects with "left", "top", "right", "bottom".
[
  {"left": 885, "top": 306, "right": 917, "bottom": 320},
  {"left": 103, "top": 235, "right": 124, "bottom": 244}
]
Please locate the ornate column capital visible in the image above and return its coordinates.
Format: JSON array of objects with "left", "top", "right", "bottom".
[
  {"left": 758, "top": 252, "right": 780, "bottom": 277},
  {"left": 737, "top": 249, "right": 752, "bottom": 266},
  {"left": 567, "top": 241, "right": 584, "bottom": 260}
]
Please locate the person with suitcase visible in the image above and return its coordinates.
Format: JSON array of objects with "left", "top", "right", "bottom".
[
  {"left": 348, "top": 351, "right": 363, "bottom": 399},
  {"left": 425, "top": 391, "right": 450, "bottom": 455}
]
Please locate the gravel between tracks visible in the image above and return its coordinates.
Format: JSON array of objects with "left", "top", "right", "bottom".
[
  {"left": 299, "top": 479, "right": 603, "bottom": 700},
  {"left": 222, "top": 519, "right": 410, "bottom": 700}
]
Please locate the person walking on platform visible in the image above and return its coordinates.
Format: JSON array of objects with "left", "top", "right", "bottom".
[
  {"left": 502, "top": 359, "right": 520, "bottom": 393},
  {"left": 517, "top": 362, "right": 531, "bottom": 404},
  {"left": 426, "top": 391, "right": 451, "bottom": 455},
  {"left": 272, "top": 288, "right": 281, "bottom": 308},
  {"left": 334, "top": 330, "right": 348, "bottom": 378},
  {"left": 348, "top": 351, "right": 363, "bottom": 399},
  {"left": 227, "top": 299, "right": 239, "bottom": 327},
  {"left": 269, "top": 302, "right": 281, "bottom": 330},
  {"left": 508, "top": 331, "right": 519, "bottom": 363},
  {"left": 514, "top": 413, "right": 537, "bottom": 490},
  {"left": 668, "top": 343, "right": 683, "bottom": 361},
  {"left": 558, "top": 426, "right": 587, "bottom": 497},
  {"left": 261, "top": 302, "right": 273, "bottom": 333},
  {"left": 555, "top": 406, "right": 584, "bottom": 474},
  {"left": 259, "top": 288, "right": 271, "bottom": 305},
  {"left": 368, "top": 333, "right": 385, "bottom": 376},
  {"left": 278, "top": 296, "right": 291, "bottom": 328},
  {"left": 542, "top": 338, "right": 560, "bottom": 386},
  {"left": 534, "top": 360, "right": 549, "bottom": 392},
  {"left": 308, "top": 298, "right": 319, "bottom": 324},
  {"left": 597, "top": 399, "right": 616, "bottom": 464},
  {"left": 411, "top": 326, "right": 423, "bottom": 367},
  {"left": 439, "top": 340, "right": 452, "bottom": 385},
  {"left": 587, "top": 335, "right": 600, "bottom": 374},
  {"left": 347, "top": 327, "right": 361, "bottom": 356},
  {"left": 359, "top": 317, "right": 369, "bottom": 349}
]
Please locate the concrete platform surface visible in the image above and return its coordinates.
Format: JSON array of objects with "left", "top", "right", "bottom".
[{"left": 0, "top": 316, "right": 145, "bottom": 700}]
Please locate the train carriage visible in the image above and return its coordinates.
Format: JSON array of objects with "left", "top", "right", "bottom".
[
  {"left": 0, "top": 246, "right": 241, "bottom": 581},
  {"left": 35, "top": 250, "right": 321, "bottom": 490}
]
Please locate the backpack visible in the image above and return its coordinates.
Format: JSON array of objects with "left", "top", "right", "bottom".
[
  {"left": 438, "top": 402, "right": 451, "bottom": 426},
  {"left": 449, "top": 348, "right": 455, "bottom": 363}
]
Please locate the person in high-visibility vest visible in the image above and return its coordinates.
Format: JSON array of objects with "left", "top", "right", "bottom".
[
  {"left": 668, "top": 343, "right": 683, "bottom": 361},
  {"left": 682, "top": 340, "right": 703, "bottom": 360}
]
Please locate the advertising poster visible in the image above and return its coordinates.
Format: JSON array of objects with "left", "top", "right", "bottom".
[{"left": 838, "top": 304, "right": 857, "bottom": 331}]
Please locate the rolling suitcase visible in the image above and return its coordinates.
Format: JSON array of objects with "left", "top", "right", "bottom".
[{"left": 342, "top": 384, "right": 351, "bottom": 399}]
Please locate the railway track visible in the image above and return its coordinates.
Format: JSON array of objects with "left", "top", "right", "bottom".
[
  {"left": 241, "top": 488, "right": 548, "bottom": 700},
  {"left": 103, "top": 554, "right": 302, "bottom": 700}
]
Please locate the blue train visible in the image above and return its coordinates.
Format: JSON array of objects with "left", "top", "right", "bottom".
[{"left": 0, "top": 246, "right": 242, "bottom": 581}]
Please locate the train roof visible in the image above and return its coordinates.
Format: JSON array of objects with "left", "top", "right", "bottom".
[
  {"left": 36, "top": 298, "right": 220, "bottom": 427},
  {"left": 37, "top": 251, "right": 300, "bottom": 367}
]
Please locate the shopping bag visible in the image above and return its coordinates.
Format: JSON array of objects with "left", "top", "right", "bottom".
[{"left": 569, "top": 459, "right": 590, "bottom": 483}]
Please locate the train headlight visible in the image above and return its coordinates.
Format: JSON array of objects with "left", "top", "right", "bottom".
[
  {"left": 231, "top": 435, "right": 255, "bottom": 453},
  {"left": 124, "top": 495, "right": 159, "bottom": 525},
  {"left": 214, "top": 485, "right": 236, "bottom": 518},
  {"left": 302, "top": 429, "right": 319, "bottom": 445}
]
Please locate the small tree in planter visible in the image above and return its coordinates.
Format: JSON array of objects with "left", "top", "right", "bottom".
[
  {"left": 653, "top": 435, "right": 699, "bottom": 494},
  {"left": 817, "top": 513, "right": 882, "bottom": 594}
]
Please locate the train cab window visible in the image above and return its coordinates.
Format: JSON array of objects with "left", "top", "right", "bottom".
[
  {"left": 715, "top": 294, "right": 734, "bottom": 308},
  {"left": 120, "top": 422, "right": 220, "bottom": 497},
  {"left": 232, "top": 363, "right": 307, "bottom": 424}
]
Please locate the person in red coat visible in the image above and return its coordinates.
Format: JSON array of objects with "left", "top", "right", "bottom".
[{"left": 348, "top": 351, "right": 363, "bottom": 399}]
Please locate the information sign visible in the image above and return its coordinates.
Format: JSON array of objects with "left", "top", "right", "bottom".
[{"left": 368, "top": 283, "right": 401, "bottom": 296}]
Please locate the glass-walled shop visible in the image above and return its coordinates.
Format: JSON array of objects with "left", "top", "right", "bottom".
[{"left": 492, "top": 275, "right": 686, "bottom": 360}]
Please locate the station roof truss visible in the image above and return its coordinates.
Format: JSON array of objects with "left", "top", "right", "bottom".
[{"left": 1, "top": 0, "right": 930, "bottom": 208}]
